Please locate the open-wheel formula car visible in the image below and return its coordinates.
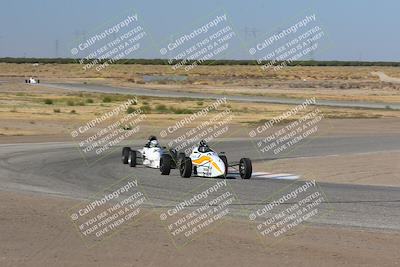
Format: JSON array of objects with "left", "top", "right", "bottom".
[
  {"left": 121, "top": 136, "right": 184, "bottom": 175},
  {"left": 25, "top": 77, "right": 40, "bottom": 84},
  {"left": 163, "top": 140, "right": 252, "bottom": 179}
]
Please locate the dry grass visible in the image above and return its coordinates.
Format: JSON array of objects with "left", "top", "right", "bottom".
[
  {"left": 2, "top": 63, "right": 400, "bottom": 80},
  {"left": 0, "top": 82, "right": 398, "bottom": 137}
]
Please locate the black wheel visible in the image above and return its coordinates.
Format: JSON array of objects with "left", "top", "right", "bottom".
[
  {"left": 25, "top": 80, "right": 28, "bottom": 83},
  {"left": 239, "top": 158, "right": 252, "bottom": 179},
  {"left": 219, "top": 155, "right": 228, "bottom": 178},
  {"left": 37, "top": 80, "right": 40, "bottom": 83},
  {"left": 180, "top": 157, "right": 192, "bottom": 178},
  {"left": 128, "top": 150, "right": 137, "bottom": 167},
  {"left": 168, "top": 149, "right": 178, "bottom": 168},
  {"left": 160, "top": 154, "right": 172, "bottom": 175},
  {"left": 122, "top": 147, "right": 130, "bottom": 164}
]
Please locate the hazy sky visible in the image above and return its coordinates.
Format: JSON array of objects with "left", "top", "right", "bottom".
[{"left": 0, "top": 0, "right": 399, "bottom": 61}]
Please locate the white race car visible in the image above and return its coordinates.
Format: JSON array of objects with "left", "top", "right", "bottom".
[
  {"left": 121, "top": 136, "right": 183, "bottom": 175},
  {"left": 25, "top": 77, "right": 40, "bottom": 84},
  {"left": 169, "top": 140, "right": 252, "bottom": 179}
]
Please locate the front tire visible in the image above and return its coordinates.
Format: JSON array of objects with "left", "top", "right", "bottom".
[
  {"left": 239, "top": 158, "right": 252, "bottom": 179},
  {"left": 128, "top": 150, "right": 137, "bottom": 167},
  {"left": 180, "top": 157, "right": 192, "bottom": 178},
  {"left": 122, "top": 147, "right": 131, "bottom": 164},
  {"left": 160, "top": 154, "right": 172, "bottom": 175}
]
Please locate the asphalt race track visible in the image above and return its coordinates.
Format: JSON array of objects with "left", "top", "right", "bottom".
[
  {"left": 44, "top": 82, "right": 400, "bottom": 110},
  {"left": 1, "top": 136, "right": 399, "bottom": 231}
]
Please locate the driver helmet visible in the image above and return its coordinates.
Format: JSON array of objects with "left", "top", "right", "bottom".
[
  {"left": 147, "top": 136, "right": 158, "bottom": 147},
  {"left": 148, "top": 135, "right": 157, "bottom": 141},
  {"left": 198, "top": 140, "right": 209, "bottom": 153},
  {"left": 150, "top": 139, "right": 159, "bottom": 147}
]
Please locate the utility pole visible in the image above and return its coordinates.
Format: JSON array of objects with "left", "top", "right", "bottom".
[
  {"left": 55, "top": 39, "right": 59, "bottom": 58},
  {"left": 243, "top": 27, "right": 259, "bottom": 39},
  {"left": 309, "top": 39, "right": 314, "bottom": 61}
]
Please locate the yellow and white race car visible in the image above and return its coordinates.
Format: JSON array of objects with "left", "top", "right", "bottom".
[{"left": 174, "top": 140, "right": 252, "bottom": 179}]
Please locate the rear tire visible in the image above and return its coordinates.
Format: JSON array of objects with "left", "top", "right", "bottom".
[
  {"left": 160, "top": 154, "right": 172, "bottom": 175},
  {"left": 180, "top": 157, "right": 192, "bottom": 178},
  {"left": 219, "top": 155, "right": 228, "bottom": 178},
  {"left": 122, "top": 147, "right": 130, "bottom": 164},
  {"left": 239, "top": 158, "right": 252, "bottom": 179},
  {"left": 128, "top": 150, "right": 137, "bottom": 167}
]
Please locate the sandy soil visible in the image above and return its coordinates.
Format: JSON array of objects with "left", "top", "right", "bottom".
[
  {"left": 372, "top": 71, "right": 400, "bottom": 84},
  {"left": 1, "top": 190, "right": 399, "bottom": 267}
]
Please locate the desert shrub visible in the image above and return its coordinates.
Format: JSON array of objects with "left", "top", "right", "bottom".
[
  {"left": 170, "top": 107, "right": 193, "bottom": 114},
  {"left": 155, "top": 104, "right": 168, "bottom": 112},
  {"left": 44, "top": 99, "right": 53, "bottom": 105},
  {"left": 141, "top": 105, "right": 151, "bottom": 113},
  {"left": 126, "top": 107, "right": 136, "bottom": 114},
  {"left": 102, "top": 96, "right": 112, "bottom": 103}
]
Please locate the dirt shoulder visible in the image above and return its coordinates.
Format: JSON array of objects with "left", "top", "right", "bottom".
[{"left": 1, "top": 190, "right": 399, "bottom": 267}]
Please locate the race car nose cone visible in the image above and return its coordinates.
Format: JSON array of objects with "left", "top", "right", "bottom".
[{"left": 212, "top": 158, "right": 225, "bottom": 175}]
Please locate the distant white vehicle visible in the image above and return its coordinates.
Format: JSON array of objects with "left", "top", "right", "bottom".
[{"left": 25, "top": 77, "right": 40, "bottom": 84}]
